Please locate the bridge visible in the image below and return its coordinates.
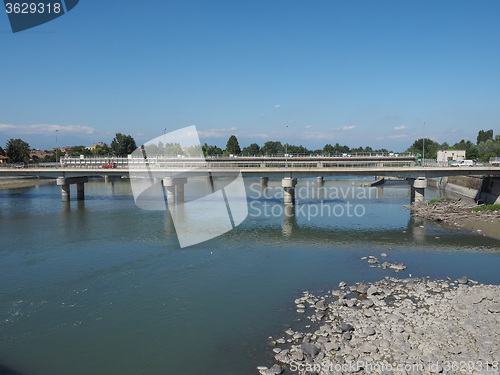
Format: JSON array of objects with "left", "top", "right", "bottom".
[{"left": 2, "top": 155, "right": 500, "bottom": 204}]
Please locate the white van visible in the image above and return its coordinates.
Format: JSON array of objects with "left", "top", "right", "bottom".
[{"left": 451, "top": 160, "right": 474, "bottom": 167}]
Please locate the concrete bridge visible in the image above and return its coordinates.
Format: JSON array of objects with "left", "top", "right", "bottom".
[{"left": 2, "top": 155, "right": 500, "bottom": 204}]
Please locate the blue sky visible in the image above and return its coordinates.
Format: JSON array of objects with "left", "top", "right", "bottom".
[{"left": 1, "top": 0, "right": 500, "bottom": 151}]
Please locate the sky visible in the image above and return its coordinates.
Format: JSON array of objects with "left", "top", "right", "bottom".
[{"left": 1, "top": 0, "right": 500, "bottom": 152}]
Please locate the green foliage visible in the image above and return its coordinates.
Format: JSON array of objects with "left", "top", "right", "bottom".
[
  {"left": 241, "top": 143, "right": 260, "bottom": 156},
  {"left": 323, "top": 143, "right": 350, "bottom": 155},
  {"left": 407, "top": 138, "right": 440, "bottom": 159},
  {"left": 260, "top": 141, "right": 284, "bottom": 155},
  {"left": 477, "top": 129, "right": 494, "bottom": 144},
  {"left": 111, "top": 133, "right": 137, "bottom": 156},
  {"left": 453, "top": 139, "right": 474, "bottom": 150},
  {"left": 6, "top": 138, "right": 30, "bottom": 163},
  {"left": 466, "top": 146, "right": 479, "bottom": 160},
  {"left": 184, "top": 144, "right": 203, "bottom": 157},
  {"left": 202, "top": 143, "right": 223, "bottom": 156},
  {"left": 66, "top": 146, "right": 92, "bottom": 157},
  {"left": 225, "top": 135, "right": 241, "bottom": 155},
  {"left": 286, "top": 144, "right": 310, "bottom": 155},
  {"left": 472, "top": 204, "right": 500, "bottom": 212},
  {"left": 429, "top": 198, "right": 446, "bottom": 204}
]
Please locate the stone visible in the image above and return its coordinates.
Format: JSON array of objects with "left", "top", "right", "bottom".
[
  {"left": 269, "top": 364, "right": 283, "bottom": 374},
  {"left": 359, "top": 342, "right": 377, "bottom": 353},
  {"left": 301, "top": 343, "right": 320, "bottom": 357},
  {"left": 488, "top": 304, "right": 500, "bottom": 313},
  {"left": 339, "top": 323, "right": 354, "bottom": 332},
  {"left": 457, "top": 276, "right": 468, "bottom": 284}
]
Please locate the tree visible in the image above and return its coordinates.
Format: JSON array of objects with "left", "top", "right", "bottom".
[
  {"left": 407, "top": 138, "right": 440, "bottom": 159},
  {"left": 6, "top": 138, "right": 30, "bottom": 163},
  {"left": 477, "top": 129, "right": 494, "bottom": 145},
  {"left": 453, "top": 139, "right": 474, "bottom": 150},
  {"left": 260, "top": 141, "right": 284, "bottom": 155},
  {"left": 466, "top": 146, "right": 479, "bottom": 160},
  {"left": 111, "top": 133, "right": 137, "bottom": 156},
  {"left": 225, "top": 135, "right": 241, "bottom": 155},
  {"left": 241, "top": 143, "right": 260, "bottom": 156},
  {"left": 67, "top": 146, "right": 91, "bottom": 157},
  {"left": 202, "top": 143, "right": 223, "bottom": 156},
  {"left": 0, "top": 145, "right": 4, "bottom": 155}
]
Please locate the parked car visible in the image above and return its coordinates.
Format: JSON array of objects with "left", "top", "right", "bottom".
[
  {"left": 102, "top": 163, "right": 116, "bottom": 169},
  {"left": 451, "top": 160, "right": 474, "bottom": 167},
  {"left": 14, "top": 162, "right": 27, "bottom": 168}
]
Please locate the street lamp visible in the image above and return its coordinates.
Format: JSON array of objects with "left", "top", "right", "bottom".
[
  {"left": 285, "top": 124, "right": 289, "bottom": 176},
  {"left": 55, "top": 129, "right": 59, "bottom": 164},
  {"left": 422, "top": 121, "right": 425, "bottom": 167}
]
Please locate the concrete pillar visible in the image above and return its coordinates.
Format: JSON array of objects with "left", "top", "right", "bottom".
[
  {"left": 207, "top": 175, "right": 215, "bottom": 192},
  {"left": 61, "top": 184, "right": 70, "bottom": 202},
  {"left": 57, "top": 177, "right": 88, "bottom": 202},
  {"left": 176, "top": 183, "right": 185, "bottom": 204},
  {"left": 408, "top": 177, "right": 427, "bottom": 204},
  {"left": 163, "top": 178, "right": 176, "bottom": 205},
  {"left": 316, "top": 176, "right": 324, "bottom": 188},
  {"left": 282, "top": 178, "right": 298, "bottom": 206},
  {"left": 163, "top": 177, "right": 188, "bottom": 205},
  {"left": 260, "top": 177, "right": 269, "bottom": 190},
  {"left": 316, "top": 176, "right": 324, "bottom": 199},
  {"left": 176, "top": 178, "right": 187, "bottom": 204},
  {"left": 104, "top": 175, "right": 109, "bottom": 183},
  {"left": 77, "top": 183, "right": 85, "bottom": 200}
]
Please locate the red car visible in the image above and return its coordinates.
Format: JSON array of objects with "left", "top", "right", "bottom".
[{"left": 102, "top": 163, "right": 116, "bottom": 169}]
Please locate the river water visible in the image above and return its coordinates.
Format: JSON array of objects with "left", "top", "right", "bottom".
[{"left": 1, "top": 177, "right": 499, "bottom": 375}]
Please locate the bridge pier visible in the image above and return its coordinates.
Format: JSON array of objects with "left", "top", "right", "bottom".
[
  {"left": 163, "top": 177, "right": 188, "bottom": 205},
  {"left": 282, "top": 177, "right": 298, "bottom": 205},
  {"left": 260, "top": 177, "right": 269, "bottom": 190},
  {"left": 57, "top": 177, "right": 89, "bottom": 202},
  {"left": 408, "top": 177, "right": 427, "bottom": 204}
]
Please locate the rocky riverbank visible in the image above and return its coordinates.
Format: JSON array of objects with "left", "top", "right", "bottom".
[
  {"left": 259, "top": 276, "right": 500, "bottom": 375},
  {"left": 407, "top": 199, "right": 500, "bottom": 240}
]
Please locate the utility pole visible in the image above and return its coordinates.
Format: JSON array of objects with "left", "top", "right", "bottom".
[
  {"left": 56, "top": 129, "right": 59, "bottom": 164},
  {"left": 422, "top": 121, "right": 425, "bottom": 167}
]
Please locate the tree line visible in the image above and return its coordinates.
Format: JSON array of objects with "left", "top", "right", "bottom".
[
  {"left": 203, "top": 135, "right": 390, "bottom": 157},
  {"left": 3, "top": 129, "right": 500, "bottom": 163},
  {"left": 1, "top": 133, "right": 137, "bottom": 163},
  {"left": 406, "top": 129, "right": 500, "bottom": 162}
]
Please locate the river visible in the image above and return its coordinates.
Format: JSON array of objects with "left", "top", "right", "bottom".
[{"left": 1, "top": 177, "right": 499, "bottom": 375}]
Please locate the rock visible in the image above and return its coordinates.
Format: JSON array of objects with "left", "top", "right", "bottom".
[
  {"left": 379, "top": 339, "right": 391, "bottom": 349},
  {"left": 301, "top": 343, "right": 320, "bottom": 358},
  {"left": 285, "top": 329, "right": 294, "bottom": 336},
  {"left": 338, "top": 281, "right": 346, "bottom": 288},
  {"left": 381, "top": 253, "right": 387, "bottom": 258},
  {"left": 359, "top": 342, "right": 377, "bottom": 353},
  {"left": 365, "top": 327, "right": 376, "bottom": 336},
  {"left": 457, "top": 276, "right": 468, "bottom": 284},
  {"left": 339, "top": 323, "right": 354, "bottom": 332},
  {"left": 357, "top": 284, "right": 369, "bottom": 294},
  {"left": 367, "top": 285, "right": 379, "bottom": 296},
  {"left": 488, "top": 304, "right": 500, "bottom": 313},
  {"left": 315, "top": 300, "right": 327, "bottom": 310},
  {"left": 269, "top": 364, "right": 283, "bottom": 374},
  {"left": 291, "top": 349, "right": 304, "bottom": 361}
]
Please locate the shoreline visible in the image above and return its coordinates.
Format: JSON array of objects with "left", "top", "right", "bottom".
[
  {"left": 0, "top": 177, "right": 56, "bottom": 191},
  {"left": 260, "top": 276, "right": 500, "bottom": 375},
  {"left": 407, "top": 199, "right": 500, "bottom": 241}
]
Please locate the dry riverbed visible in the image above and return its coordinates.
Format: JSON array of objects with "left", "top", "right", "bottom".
[
  {"left": 0, "top": 177, "right": 55, "bottom": 190},
  {"left": 259, "top": 276, "right": 500, "bottom": 375},
  {"left": 408, "top": 200, "right": 500, "bottom": 241}
]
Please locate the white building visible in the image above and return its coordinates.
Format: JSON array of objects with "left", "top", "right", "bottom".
[{"left": 437, "top": 150, "right": 466, "bottom": 162}]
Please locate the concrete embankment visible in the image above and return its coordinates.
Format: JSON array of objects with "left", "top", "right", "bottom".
[{"left": 429, "top": 176, "right": 500, "bottom": 204}]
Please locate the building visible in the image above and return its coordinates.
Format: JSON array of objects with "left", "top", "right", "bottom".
[
  {"left": 30, "top": 149, "right": 49, "bottom": 160},
  {"left": 437, "top": 150, "right": 466, "bottom": 162},
  {"left": 86, "top": 142, "right": 110, "bottom": 150},
  {"left": 0, "top": 155, "right": 8, "bottom": 164}
]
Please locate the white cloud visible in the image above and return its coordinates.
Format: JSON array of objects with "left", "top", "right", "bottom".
[
  {"left": 0, "top": 123, "right": 95, "bottom": 135},
  {"left": 304, "top": 125, "right": 311, "bottom": 129},
  {"left": 388, "top": 134, "right": 409, "bottom": 139},
  {"left": 273, "top": 104, "right": 281, "bottom": 108},
  {"left": 197, "top": 127, "right": 238, "bottom": 138},
  {"left": 331, "top": 125, "right": 356, "bottom": 131},
  {"left": 394, "top": 125, "right": 407, "bottom": 130}
]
